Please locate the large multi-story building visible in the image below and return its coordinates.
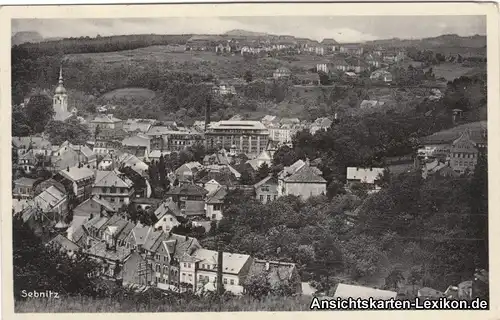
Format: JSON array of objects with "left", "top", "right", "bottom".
[
  {"left": 146, "top": 128, "right": 204, "bottom": 152},
  {"left": 205, "top": 120, "right": 269, "bottom": 156}
]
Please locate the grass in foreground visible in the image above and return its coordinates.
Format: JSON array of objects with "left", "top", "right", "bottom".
[{"left": 15, "top": 295, "right": 315, "bottom": 312}]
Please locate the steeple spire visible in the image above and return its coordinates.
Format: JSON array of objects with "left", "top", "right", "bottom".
[{"left": 59, "top": 65, "right": 64, "bottom": 84}]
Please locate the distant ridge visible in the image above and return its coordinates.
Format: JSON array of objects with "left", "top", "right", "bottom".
[
  {"left": 365, "top": 34, "right": 486, "bottom": 48},
  {"left": 12, "top": 31, "right": 43, "bottom": 45},
  {"left": 223, "top": 29, "right": 271, "bottom": 37}
]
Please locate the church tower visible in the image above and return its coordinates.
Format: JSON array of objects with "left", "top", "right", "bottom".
[{"left": 53, "top": 66, "right": 69, "bottom": 120}]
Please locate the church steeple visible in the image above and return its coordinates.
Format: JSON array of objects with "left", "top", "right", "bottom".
[{"left": 59, "top": 65, "right": 64, "bottom": 84}]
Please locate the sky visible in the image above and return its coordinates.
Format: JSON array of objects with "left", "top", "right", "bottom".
[{"left": 12, "top": 16, "right": 486, "bottom": 43}]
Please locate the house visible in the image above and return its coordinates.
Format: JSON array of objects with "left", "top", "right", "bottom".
[
  {"left": 278, "top": 159, "right": 327, "bottom": 199},
  {"left": 47, "top": 234, "right": 80, "bottom": 258},
  {"left": 261, "top": 115, "right": 278, "bottom": 126},
  {"left": 175, "top": 161, "right": 204, "bottom": 182},
  {"left": 205, "top": 186, "right": 227, "bottom": 221},
  {"left": 93, "top": 128, "right": 129, "bottom": 155},
  {"left": 98, "top": 154, "right": 114, "bottom": 170},
  {"left": 73, "top": 196, "right": 116, "bottom": 217},
  {"left": 370, "top": 69, "right": 393, "bottom": 82},
  {"left": 345, "top": 56, "right": 369, "bottom": 73},
  {"left": 92, "top": 169, "right": 135, "bottom": 210},
  {"left": 148, "top": 150, "right": 172, "bottom": 163},
  {"left": 449, "top": 130, "right": 479, "bottom": 174},
  {"left": 186, "top": 35, "right": 224, "bottom": 51},
  {"left": 123, "top": 119, "right": 157, "bottom": 133},
  {"left": 12, "top": 136, "right": 52, "bottom": 158},
  {"left": 321, "top": 38, "right": 339, "bottom": 52},
  {"left": 89, "top": 114, "right": 124, "bottom": 131},
  {"left": 360, "top": 100, "right": 385, "bottom": 109},
  {"left": 51, "top": 142, "right": 97, "bottom": 171},
  {"left": 212, "top": 83, "right": 236, "bottom": 96},
  {"left": 17, "top": 149, "right": 37, "bottom": 173},
  {"left": 334, "top": 283, "right": 397, "bottom": 300},
  {"left": 339, "top": 43, "right": 364, "bottom": 56},
  {"left": 316, "top": 63, "right": 332, "bottom": 73},
  {"left": 121, "top": 134, "right": 151, "bottom": 160},
  {"left": 100, "top": 214, "right": 136, "bottom": 247},
  {"left": 13, "top": 177, "right": 37, "bottom": 199},
  {"left": 246, "top": 150, "right": 273, "bottom": 171},
  {"left": 203, "top": 151, "right": 230, "bottom": 166},
  {"left": 346, "top": 167, "right": 385, "bottom": 192},
  {"left": 267, "top": 123, "right": 293, "bottom": 144},
  {"left": 254, "top": 175, "right": 279, "bottom": 204},
  {"left": 154, "top": 199, "right": 181, "bottom": 232},
  {"left": 193, "top": 248, "right": 254, "bottom": 295},
  {"left": 86, "top": 241, "right": 131, "bottom": 279},
  {"left": 273, "top": 67, "right": 291, "bottom": 80},
  {"left": 149, "top": 233, "right": 201, "bottom": 289},
  {"left": 116, "top": 153, "right": 149, "bottom": 177},
  {"left": 165, "top": 182, "right": 209, "bottom": 212},
  {"left": 195, "top": 168, "right": 239, "bottom": 190},
  {"left": 331, "top": 56, "right": 349, "bottom": 72},
  {"left": 34, "top": 185, "right": 68, "bottom": 216},
  {"left": 57, "top": 166, "right": 95, "bottom": 201},
  {"left": 248, "top": 260, "right": 302, "bottom": 295},
  {"left": 122, "top": 251, "right": 152, "bottom": 287},
  {"left": 310, "top": 117, "right": 333, "bottom": 135}
]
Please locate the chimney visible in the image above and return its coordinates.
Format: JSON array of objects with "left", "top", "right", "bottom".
[
  {"left": 205, "top": 95, "right": 212, "bottom": 132},
  {"left": 217, "top": 250, "right": 224, "bottom": 295}
]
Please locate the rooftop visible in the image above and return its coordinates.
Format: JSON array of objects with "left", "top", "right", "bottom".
[
  {"left": 208, "top": 120, "right": 267, "bottom": 131},
  {"left": 192, "top": 248, "right": 251, "bottom": 275},
  {"left": 334, "top": 283, "right": 397, "bottom": 300},
  {"left": 94, "top": 170, "right": 133, "bottom": 188},
  {"left": 59, "top": 166, "right": 95, "bottom": 182},
  {"left": 346, "top": 167, "right": 385, "bottom": 184},
  {"left": 87, "top": 241, "right": 131, "bottom": 262}
]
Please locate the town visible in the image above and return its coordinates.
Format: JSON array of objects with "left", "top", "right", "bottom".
[{"left": 11, "top": 25, "right": 489, "bottom": 311}]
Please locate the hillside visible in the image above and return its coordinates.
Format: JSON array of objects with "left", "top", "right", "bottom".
[
  {"left": 11, "top": 31, "right": 43, "bottom": 45},
  {"left": 224, "top": 29, "right": 271, "bottom": 37},
  {"left": 15, "top": 294, "right": 313, "bottom": 312},
  {"left": 366, "top": 34, "right": 486, "bottom": 49}
]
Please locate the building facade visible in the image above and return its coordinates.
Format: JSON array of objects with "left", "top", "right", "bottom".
[{"left": 205, "top": 121, "right": 269, "bottom": 156}]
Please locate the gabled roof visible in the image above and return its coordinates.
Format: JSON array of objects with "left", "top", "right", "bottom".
[
  {"left": 249, "top": 260, "right": 297, "bottom": 286},
  {"left": 334, "top": 283, "right": 397, "bottom": 300},
  {"left": 121, "top": 135, "right": 151, "bottom": 148},
  {"left": 47, "top": 234, "right": 79, "bottom": 252},
  {"left": 346, "top": 167, "right": 385, "bottom": 184},
  {"left": 154, "top": 198, "right": 180, "bottom": 220},
  {"left": 91, "top": 114, "right": 122, "bottom": 124},
  {"left": 59, "top": 166, "right": 95, "bottom": 182},
  {"left": 283, "top": 164, "right": 326, "bottom": 184},
  {"left": 94, "top": 170, "right": 133, "bottom": 188},
  {"left": 142, "top": 230, "right": 166, "bottom": 252},
  {"left": 192, "top": 248, "right": 251, "bottom": 275},
  {"left": 12, "top": 136, "right": 51, "bottom": 149},
  {"left": 14, "top": 177, "right": 37, "bottom": 187},
  {"left": 167, "top": 182, "right": 208, "bottom": 197},
  {"left": 34, "top": 185, "right": 67, "bottom": 211},
  {"left": 74, "top": 196, "right": 116, "bottom": 213},
  {"left": 254, "top": 175, "right": 278, "bottom": 189},
  {"left": 87, "top": 241, "right": 131, "bottom": 262},
  {"left": 183, "top": 200, "right": 206, "bottom": 216},
  {"left": 205, "top": 186, "right": 227, "bottom": 204}
]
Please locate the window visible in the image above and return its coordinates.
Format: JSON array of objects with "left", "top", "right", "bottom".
[
  {"left": 188, "top": 263, "right": 191, "bottom": 268},
  {"left": 230, "top": 279, "right": 234, "bottom": 285},
  {"left": 267, "top": 195, "right": 271, "bottom": 202},
  {"left": 212, "top": 214, "right": 216, "bottom": 219},
  {"left": 199, "top": 275, "right": 203, "bottom": 280},
  {"left": 183, "top": 263, "right": 186, "bottom": 267},
  {"left": 274, "top": 195, "right": 277, "bottom": 200},
  {"left": 224, "top": 278, "right": 227, "bottom": 284},
  {"left": 260, "top": 195, "right": 264, "bottom": 202}
]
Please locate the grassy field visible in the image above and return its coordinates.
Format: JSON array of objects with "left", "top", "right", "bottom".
[
  {"left": 15, "top": 295, "right": 315, "bottom": 312},
  {"left": 102, "top": 88, "right": 156, "bottom": 101},
  {"left": 426, "top": 63, "right": 482, "bottom": 81}
]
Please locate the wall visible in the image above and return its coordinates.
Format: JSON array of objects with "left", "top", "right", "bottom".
[
  {"left": 154, "top": 214, "right": 180, "bottom": 232},
  {"left": 256, "top": 183, "right": 279, "bottom": 204},
  {"left": 284, "top": 182, "right": 326, "bottom": 199},
  {"left": 205, "top": 203, "right": 223, "bottom": 221}
]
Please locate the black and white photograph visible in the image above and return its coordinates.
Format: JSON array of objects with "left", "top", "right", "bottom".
[{"left": 2, "top": 2, "right": 498, "bottom": 315}]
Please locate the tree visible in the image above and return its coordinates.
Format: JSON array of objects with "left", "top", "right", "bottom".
[
  {"left": 45, "top": 118, "right": 91, "bottom": 145},
  {"left": 13, "top": 217, "right": 100, "bottom": 299},
  {"left": 256, "top": 163, "right": 270, "bottom": 182},
  {"left": 239, "top": 167, "right": 255, "bottom": 185},
  {"left": 243, "top": 272, "right": 272, "bottom": 300},
  {"left": 25, "top": 94, "right": 54, "bottom": 134},
  {"left": 385, "top": 265, "right": 404, "bottom": 290},
  {"left": 243, "top": 70, "right": 253, "bottom": 83},
  {"left": 12, "top": 105, "right": 31, "bottom": 136}
]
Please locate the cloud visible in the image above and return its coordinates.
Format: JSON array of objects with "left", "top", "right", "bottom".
[{"left": 12, "top": 16, "right": 485, "bottom": 42}]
